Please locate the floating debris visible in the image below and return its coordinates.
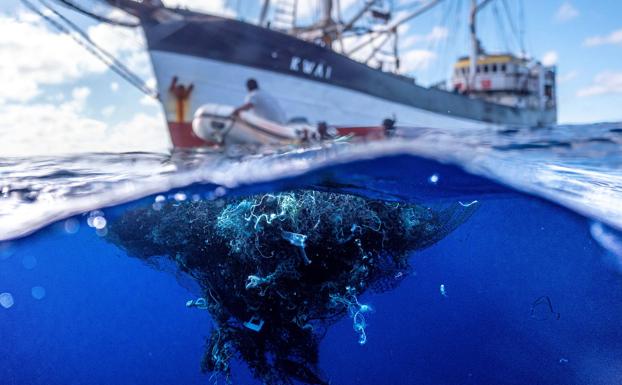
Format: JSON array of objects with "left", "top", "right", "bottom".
[
  {"left": 186, "top": 297, "right": 208, "bottom": 310},
  {"left": 108, "top": 190, "right": 477, "bottom": 384},
  {"left": 530, "top": 296, "right": 561, "bottom": 321}
]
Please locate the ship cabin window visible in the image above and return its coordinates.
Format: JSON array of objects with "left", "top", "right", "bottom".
[
  {"left": 492, "top": 64, "right": 497, "bottom": 72},
  {"left": 476, "top": 66, "right": 481, "bottom": 73},
  {"left": 501, "top": 64, "right": 507, "bottom": 72},
  {"left": 483, "top": 65, "right": 489, "bottom": 73}
]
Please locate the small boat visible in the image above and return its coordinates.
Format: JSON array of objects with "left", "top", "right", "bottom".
[
  {"left": 192, "top": 104, "right": 318, "bottom": 145},
  {"left": 192, "top": 104, "right": 388, "bottom": 146}
]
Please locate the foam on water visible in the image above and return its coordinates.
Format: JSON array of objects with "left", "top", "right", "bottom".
[{"left": 1, "top": 122, "right": 622, "bottom": 240}]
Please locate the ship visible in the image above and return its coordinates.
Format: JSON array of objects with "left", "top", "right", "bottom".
[{"left": 100, "top": 0, "right": 557, "bottom": 147}]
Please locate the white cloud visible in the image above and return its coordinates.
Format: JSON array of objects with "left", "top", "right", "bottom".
[
  {"left": 554, "top": 2, "right": 579, "bottom": 22},
  {"left": 558, "top": 70, "right": 578, "bottom": 84},
  {"left": 106, "top": 112, "right": 170, "bottom": 151},
  {"left": 400, "top": 49, "right": 437, "bottom": 72},
  {"left": 86, "top": 22, "right": 152, "bottom": 78},
  {"left": 72, "top": 86, "right": 91, "bottom": 101},
  {"left": 584, "top": 29, "right": 622, "bottom": 47},
  {"left": 0, "top": 7, "right": 153, "bottom": 105},
  {"left": 0, "top": 11, "right": 107, "bottom": 103},
  {"left": 577, "top": 71, "right": 622, "bottom": 97},
  {"left": 541, "top": 50, "right": 558, "bottom": 66},
  {"left": 161, "top": 0, "right": 236, "bottom": 17},
  {"left": 0, "top": 98, "right": 169, "bottom": 156},
  {"left": 140, "top": 94, "right": 159, "bottom": 107},
  {"left": 101, "top": 105, "right": 116, "bottom": 117},
  {"left": 400, "top": 26, "right": 449, "bottom": 49},
  {"left": 297, "top": 0, "right": 358, "bottom": 19}
]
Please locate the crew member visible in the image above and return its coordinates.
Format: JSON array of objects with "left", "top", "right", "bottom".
[{"left": 231, "top": 78, "right": 287, "bottom": 124}]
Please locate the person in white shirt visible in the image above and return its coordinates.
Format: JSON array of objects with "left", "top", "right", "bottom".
[{"left": 231, "top": 78, "right": 287, "bottom": 124}]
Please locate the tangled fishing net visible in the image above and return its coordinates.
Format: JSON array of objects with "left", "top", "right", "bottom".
[{"left": 108, "top": 190, "right": 477, "bottom": 384}]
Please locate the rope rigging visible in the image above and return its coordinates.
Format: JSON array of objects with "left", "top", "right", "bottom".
[
  {"left": 52, "top": 0, "right": 140, "bottom": 28},
  {"left": 19, "top": 0, "right": 158, "bottom": 99}
]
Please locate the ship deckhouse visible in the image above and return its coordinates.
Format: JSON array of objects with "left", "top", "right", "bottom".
[{"left": 452, "top": 54, "right": 556, "bottom": 110}]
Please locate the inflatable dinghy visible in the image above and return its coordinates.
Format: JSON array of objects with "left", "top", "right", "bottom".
[{"left": 192, "top": 104, "right": 318, "bottom": 145}]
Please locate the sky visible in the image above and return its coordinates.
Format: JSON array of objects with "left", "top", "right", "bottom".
[{"left": 1, "top": 0, "right": 621, "bottom": 155}]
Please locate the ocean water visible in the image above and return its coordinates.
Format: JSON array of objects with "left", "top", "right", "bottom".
[{"left": 2, "top": 123, "right": 622, "bottom": 385}]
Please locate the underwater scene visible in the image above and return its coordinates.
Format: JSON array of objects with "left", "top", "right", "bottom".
[{"left": 2, "top": 126, "right": 622, "bottom": 385}]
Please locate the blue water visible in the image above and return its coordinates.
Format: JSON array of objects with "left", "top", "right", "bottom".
[{"left": 2, "top": 124, "right": 622, "bottom": 384}]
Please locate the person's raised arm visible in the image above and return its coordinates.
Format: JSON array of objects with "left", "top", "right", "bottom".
[{"left": 231, "top": 102, "right": 253, "bottom": 117}]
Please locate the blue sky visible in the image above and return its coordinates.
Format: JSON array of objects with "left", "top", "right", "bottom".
[{"left": 1, "top": 0, "right": 621, "bottom": 154}]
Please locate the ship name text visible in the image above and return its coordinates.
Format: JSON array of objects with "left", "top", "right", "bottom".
[{"left": 289, "top": 56, "right": 333, "bottom": 80}]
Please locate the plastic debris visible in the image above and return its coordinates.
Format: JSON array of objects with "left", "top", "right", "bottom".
[
  {"left": 243, "top": 315, "right": 265, "bottom": 332},
  {"left": 440, "top": 284, "right": 448, "bottom": 297},
  {"left": 108, "top": 190, "right": 478, "bottom": 384},
  {"left": 186, "top": 297, "right": 208, "bottom": 310}
]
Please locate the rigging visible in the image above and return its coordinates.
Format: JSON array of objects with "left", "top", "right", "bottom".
[{"left": 19, "top": 0, "right": 158, "bottom": 99}]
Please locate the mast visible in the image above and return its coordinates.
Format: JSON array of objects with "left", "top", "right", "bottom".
[
  {"left": 469, "top": 0, "right": 477, "bottom": 90},
  {"left": 259, "top": 0, "right": 271, "bottom": 26},
  {"left": 321, "top": 0, "right": 333, "bottom": 28},
  {"left": 469, "top": 0, "right": 493, "bottom": 90},
  {"left": 320, "top": 0, "right": 335, "bottom": 46}
]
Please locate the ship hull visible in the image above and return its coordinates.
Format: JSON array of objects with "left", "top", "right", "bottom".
[
  {"left": 151, "top": 50, "right": 499, "bottom": 145},
  {"left": 122, "top": 3, "right": 556, "bottom": 147}
]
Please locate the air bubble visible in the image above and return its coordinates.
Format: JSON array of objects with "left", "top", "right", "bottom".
[
  {"left": 92, "top": 216, "right": 107, "bottom": 230},
  {"left": 22, "top": 255, "right": 37, "bottom": 270},
  {"left": 0, "top": 292, "right": 14, "bottom": 309},
  {"left": 174, "top": 192, "right": 187, "bottom": 202},
  {"left": 64, "top": 218, "right": 80, "bottom": 234},
  {"left": 214, "top": 186, "right": 227, "bottom": 197},
  {"left": 96, "top": 227, "right": 108, "bottom": 237},
  {"left": 429, "top": 174, "right": 439, "bottom": 184},
  {"left": 0, "top": 242, "right": 14, "bottom": 260},
  {"left": 31, "top": 286, "right": 46, "bottom": 300}
]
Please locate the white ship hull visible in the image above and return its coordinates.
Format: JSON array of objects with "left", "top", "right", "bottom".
[{"left": 152, "top": 50, "right": 496, "bottom": 135}]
